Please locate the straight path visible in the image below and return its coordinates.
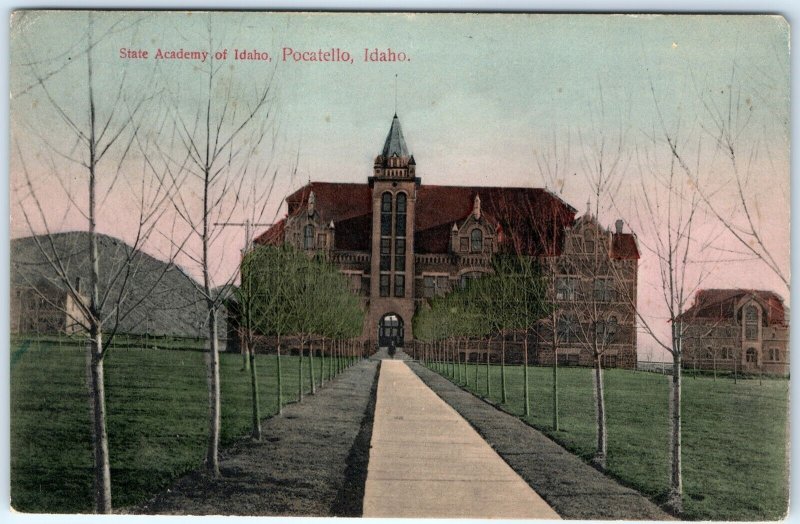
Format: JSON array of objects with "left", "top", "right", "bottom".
[
  {"left": 409, "top": 362, "right": 674, "bottom": 520},
  {"left": 363, "top": 359, "right": 560, "bottom": 519},
  {"left": 132, "top": 359, "right": 379, "bottom": 516}
]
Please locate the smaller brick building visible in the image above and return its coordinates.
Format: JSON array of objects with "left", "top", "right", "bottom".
[
  {"left": 679, "top": 289, "right": 789, "bottom": 376},
  {"left": 10, "top": 279, "right": 87, "bottom": 335}
]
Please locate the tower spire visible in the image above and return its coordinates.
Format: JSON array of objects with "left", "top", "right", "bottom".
[{"left": 394, "top": 73, "right": 398, "bottom": 116}]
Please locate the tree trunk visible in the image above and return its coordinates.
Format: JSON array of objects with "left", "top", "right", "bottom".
[
  {"left": 309, "top": 341, "right": 316, "bottom": 395},
  {"left": 248, "top": 337, "right": 261, "bottom": 440},
  {"left": 320, "top": 339, "right": 326, "bottom": 386},
  {"left": 486, "top": 346, "right": 491, "bottom": 397},
  {"left": 298, "top": 339, "right": 304, "bottom": 402},
  {"left": 592, "top": 352, "right": 607, "bottom": 469},
  {"left": 552, "top": 313, "right": 559, "bottom": 431},
  {"left": 667, "top": 352, "right": 683, "bottom": 513},
  {"left": 241, "top": 340, "right": 250, "bottom": 371},
  {"left": 205, "top": 306, "right": 221, "bottom": 476},
  {"left": 523, "top": 332, "right": 530, "bottom": 417},
  {"left": 501, "top": 334, "right": 507, "bottom": 403},
  {"left": 88, "top": 330, "right": 111, "bottom": 513},
  {"left": 276, "top": 339, "right": 283, "bottom": 414}
]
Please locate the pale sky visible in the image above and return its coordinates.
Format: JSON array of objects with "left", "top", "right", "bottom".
[{"left": 9, "top": 12, "right": 790, "bottom": 359}]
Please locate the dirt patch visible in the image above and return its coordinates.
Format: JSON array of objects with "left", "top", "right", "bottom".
[
  {"left": 408, "top": 362, "right": 674, "bottom": 520},
  {"left": 130, "top": 359, "right": 379, "bottom": 516}
]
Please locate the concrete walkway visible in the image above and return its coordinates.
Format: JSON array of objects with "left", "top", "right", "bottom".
[{"left": 363, "top": 360, "right": 560, "bottom": 519}]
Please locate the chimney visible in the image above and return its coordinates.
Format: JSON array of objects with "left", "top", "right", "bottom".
[{"left": 615, "top": 219, "right": 624, "bottom": 234}]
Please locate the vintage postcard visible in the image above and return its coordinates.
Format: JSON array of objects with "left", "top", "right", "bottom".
[{"left": 8, "top": 10, "right": 789, "bottom": 520}]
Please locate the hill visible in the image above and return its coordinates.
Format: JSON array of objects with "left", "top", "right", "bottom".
[{"left": 11, "top": 232, "right": 213, "bottom": 339}]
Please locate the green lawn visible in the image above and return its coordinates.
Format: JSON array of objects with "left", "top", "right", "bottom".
[
  {"left": 10, "top": 339, "right": 348, "bottom": 513},
  {"left": 428, "top": 361, "right": 789, "bottom": 521}
]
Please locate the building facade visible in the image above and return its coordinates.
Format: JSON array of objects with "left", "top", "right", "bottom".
[
  {"left": 679, "top": 289, "right": 789, "bottom": 376},
  {"left": 256, "top": 115, "right": 640, "bottom": 368}
]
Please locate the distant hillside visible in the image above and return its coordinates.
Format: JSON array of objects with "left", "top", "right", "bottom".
[{"left": 11, "top": 232, "right": 212, "bottom": 338}]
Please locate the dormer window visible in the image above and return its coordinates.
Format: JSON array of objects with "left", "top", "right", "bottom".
[
  {"left": 304, "top": 224, "right": 315, "bottom": 250},
  {"left": 471, "top": 229, "right": 483, "bottom": 253}
]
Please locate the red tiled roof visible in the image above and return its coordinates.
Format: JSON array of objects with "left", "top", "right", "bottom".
[
  {"left": 256, "top": 182, "right": 642, "bottom": 259},
  {"left": 679, "top": 289, "right": 787, "bottom": 326},
  {"left": 254, "top": 218, "right": 286, "bottom": 245},
  {"left": 611, "top": 233, "right": 639, "bottom": 260}
]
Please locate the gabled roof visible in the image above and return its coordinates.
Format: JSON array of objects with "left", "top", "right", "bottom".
[
  {"left": 256, "top": 182, "right": 578, "bottom": 255},
  {"left": 679, "top": 289, "right": 787, "bottom": 326},
  {"left": 381, "top": 114, "right": 409, "bottom": 157}
]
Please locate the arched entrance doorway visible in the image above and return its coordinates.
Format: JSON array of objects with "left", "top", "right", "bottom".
[{"left": 378, "top": 313, "right": 404, "bottom": 348}]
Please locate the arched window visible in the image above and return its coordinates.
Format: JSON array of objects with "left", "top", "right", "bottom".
[
  {"left": 745, "top": 305, "right": 759, "bottom": 340},
  {"left": 395, "top": 193, "right": 407, "bottom": 237},
  {"left": 303, "top": 224, "right": 314, "bottom": 249},
  {"left": 471, "top": 228, "right": 483, "bottom": 253},
  {"left": 746, "top": 347, "right": 757, "bottom": 363},
  {"left": 380, "top": 192, "right": 392, "bottom": 236}
]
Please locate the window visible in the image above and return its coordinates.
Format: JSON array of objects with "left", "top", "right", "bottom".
[
  {"left": 745, "top": 305, "right": 759, "bottom": 341},
  {"left": 380, "top": 274, "right": 390, "bottom": 297},
  {"left": 460, "top": 272, "right": 483, "bottom": 289},
  {"left": 721, "top": 347, "right": 732, "bottom": 360},
  {"left": 768, "top": 347, "right": 780, "bottom": 361},
  {"left": 423, "top": 276, "right": 435, "bottom": 298},
  {"left": 395, "top": 193, "right": 407, "bottom": 236},
  {"left": 471, "top": 229, "right": 483, "bottom": 253},
  {"left": 380, "top": 238, "right": 391, "bottom": 271},
  {"left": 746, "top": 347, "right": 757, "bottom": 363},
  {"left": 460, "top": 237, "right": 469, "bottom": 252},
  {"left": 304, "top": 225, "right": 314, "bottom": 249},
  {"left": 395, "top": 238, "right": 405, "bottom": 271},
  {"left": 558, "top": 315, "right": 578, "bottom": 344},
  {"left": 381, "top": 192, "right": 392, "bottom": 236},
  {"left": 601, "top": 354, "right": 617, "bottom": 367},
  {"left": 394, "top": 274, "right": 405, "bottom": 297},
  {"left": 584, "top": 229, "right": 595, "bottom": 253},
  {"left": 594, "top": 278, "right": 614, "bottom": 302},
  {"left": 556, "top": 277, "right": 578, "bottom": 301},
  {"left": 596, "top": 315, "right": 618, "bottom": 344}
]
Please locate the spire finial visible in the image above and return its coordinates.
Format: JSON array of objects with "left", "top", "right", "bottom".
[
  {"left": 473, "top": 193, "right": 482, "bottom": 219},
  {"left": 394, "top": 73, "right": 398, "bottom": 115}
]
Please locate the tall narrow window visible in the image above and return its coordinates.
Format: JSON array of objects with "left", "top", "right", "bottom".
[
  {"left": 394, "top": 274, "right": 405, "bottom": 297},
  {"left": 381, "top": 192, "right": 392, "bottom": 236},
  {"left": 471, "top": 229, "right": 483, "bottom": 253},
  {"left": 423, "top": 276, "right": 435, "bottom": 298},
  {"left": 395, "top": 238, "right": 406, "bottom": 271},
  {"left": 395, "top": 193, "right": 407, "bottom": 236},
  {"left": 379, "top": 274, "right": 390, "bottom": 297},
  {"left": 380, "top": 238, "right": 391, "bottom": 271},
  {"left": 304, "top": 224, "right": 314, "bottom": 249},
  {"left": 745, "top": 305, "right": 759, "bottom": 340}
]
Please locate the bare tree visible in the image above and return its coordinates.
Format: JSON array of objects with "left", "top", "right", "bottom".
[
  {"left": 688, "top": 66, "right": 789, "bottom": 292},
  {"left": 12, "top": 12, "right": 179, "bottom": 513},
  {"left": 618, "top": 106, "right": 720, "bottom": 513},
  {"left": 156, "top": 16, "right": 281, "bottom": 476}
]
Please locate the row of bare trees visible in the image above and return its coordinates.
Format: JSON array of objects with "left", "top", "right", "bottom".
[{"left": 13, "top": 13, "right": 288, "bottom": 512}]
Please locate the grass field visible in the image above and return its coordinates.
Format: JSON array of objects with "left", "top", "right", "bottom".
[
  {"left": 10, "top": 339, "right": 350, "bottom": 513},
  {"left": 427, "top": 361, "right": 788, "bottom": 521}
]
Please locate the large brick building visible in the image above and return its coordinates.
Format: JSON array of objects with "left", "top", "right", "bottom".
[
  {"left": 256, "top": 115, "right": 640, "bottom": 368},
  {"left": 678, "top": 289, "right": 789, "bottom": 376}
]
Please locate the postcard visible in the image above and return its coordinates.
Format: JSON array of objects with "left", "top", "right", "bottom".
[{"left": 8, "top": 10, "right": 789, "bottom": 521}]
